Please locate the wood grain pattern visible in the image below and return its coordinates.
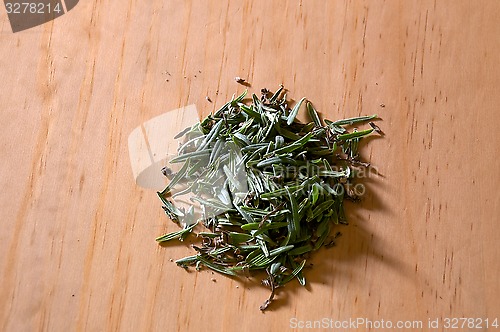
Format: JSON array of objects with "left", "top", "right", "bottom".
[{"left": 1, "top": 1, "right": 499, "bottom": 331}]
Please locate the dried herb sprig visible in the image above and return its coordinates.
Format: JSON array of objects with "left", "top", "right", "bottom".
[{"left": 157, "top": 86, "right": 379, "bottom": 310}]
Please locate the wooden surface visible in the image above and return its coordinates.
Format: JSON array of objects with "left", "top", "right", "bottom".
[{"left": 1, "top": 1, "right": 500, "bottom": 331}]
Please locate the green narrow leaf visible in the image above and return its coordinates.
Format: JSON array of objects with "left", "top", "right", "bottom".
[
  {"left": 311, "top": 183, "right": 320, "bottom": 205},
  {"left": 270, "top": 262, "right": 282, "bottom": 275},
  {"left": 314, "top": 221, "right": 331, "bottom": 250},
  {"left": 198, "top": 232, "right": 219, "bottom": 238},
  {"left": 177, "top": 135, "right": 204, "bottom": 154},
  {"left": 195, "top": 197, "right": 231, "bottom": 212},
  {"left": 280, "top": 259, "right": 307, "bottom": 285},
  {"left": 241, "top": 221, "right": 288, "bottom": 232},
  {"left": 234, "top": 203, "right": 254, "bottom": 224},
  {"left": 272, "top": 132, "right": 314, "bottom": 155},
  {"left": 288, "top": 244, "right": 313, "bottom": 256},
  {"left": 197, "top": 119, "right": 224, "bottom": 151},
  {"left": 269, "top": 245, "right": 294, "bottom": 257},
  {"left": 197, "top": 255, "right": 238, "bottom": 276},
  {"left": 156, "top": 222, "right": 198, "bottom": 242},
  {"left": 239, "top": 103, "right": 262, "bottom": 121},
  {"left": 337, "top": 128, "right": 374, "bottom": 140},
  {"left": 159, "top": 159, "right": 191, "bottom": 195},
  {"left": 275, "top": 122, "right": 302, "bottom": 140},
  {"left": 256, "top": 156, "right": 297, "bottom": 168},
  {"left": 253, "top": 222, "right": 289, "bottom": 237},
  {"left": 173, "top": 125, "right": 193, "bottom": 139},
  {"left": 157, "top": 193, "right": 185, "bottom": 218},
  {"left": 258, "top": 239, "right": 270, "bottom": 257},
  {"left": 331, "top": 114, "right": 378, "bottom": 126},
  {"left": 308, "top": 200, "right": 335, "bottom": 221},
  {"left": 286, "top": 187, "right": 300, "bottom": 241},
  {"left": 175, "top": 254, "right": 200, "bottom": 266},
  {"left": 306, "top": 102, "right": 322, "bottom": 126},
  {"left": 232, "top": 89, "right": 248, "bottom": 105},
  {"left": 269, "top": 85, "right": 284, "bottom": 103},
  {"left": 232, "top": 133, "right": 251, "bottom": 147},
  {"left": 228, "top": 232, "right": 253, "bottom": 244},
  {"left": 169, "top": 149, "right": 211, "bottom": 163},
  {"left": 286, "top": 97, "right": 306, "bottom": 125}
]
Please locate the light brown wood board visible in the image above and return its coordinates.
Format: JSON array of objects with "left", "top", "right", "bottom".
[{"left": 1, "top": 1, "right": 499, "bottom": 331}]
